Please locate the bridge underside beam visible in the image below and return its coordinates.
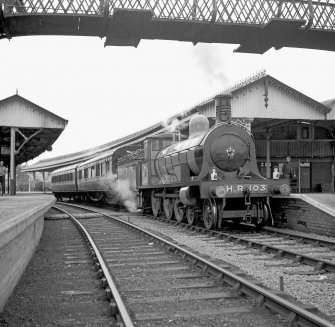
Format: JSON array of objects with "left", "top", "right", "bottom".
[
  {"left": 105, "top": 10, "right": 153, "bottom": 47},
  {"left": 2, "top": 9, "right": 335, "bottom": 53},
  {"left": 234, "top": 18, "right": 306, "bottom": 54}
]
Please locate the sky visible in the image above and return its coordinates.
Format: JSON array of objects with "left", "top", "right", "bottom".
[{"left": 0, "top": 35, "right": 334, "bottom": 164}]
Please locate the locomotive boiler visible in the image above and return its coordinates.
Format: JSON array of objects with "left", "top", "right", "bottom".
[{"left": 135, "top": 94, "right": 290, "bottom": 229}]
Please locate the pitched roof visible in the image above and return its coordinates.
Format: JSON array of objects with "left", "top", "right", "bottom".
[
  {"left": 0, "top": 94, "right": 68, "bottom": 125},
  {"left": 0, "top": 94, "right": 68, "bottom": 166}
]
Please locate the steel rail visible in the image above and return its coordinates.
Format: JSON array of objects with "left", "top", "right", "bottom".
[
  {"left": 53, "top": 205, "right": 135, "bottom": 327},
  {"left": 56, "top": 202, "right": 335, "bottom": 327},
  {"left": 263, "top": 226, "right": 335, "bottom": 249},
  {"left": 212, "top": 230, "right": 335, "bottom": 273}
]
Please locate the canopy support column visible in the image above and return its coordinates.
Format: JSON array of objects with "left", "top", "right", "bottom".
[
  {"left": 265, "top": 132, "right": 271, "bottom": 179},
  {"left": 10, "top": 127, "right": 16, "bottom": 195}
]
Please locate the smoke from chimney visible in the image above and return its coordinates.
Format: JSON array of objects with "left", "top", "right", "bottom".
[{"left": 190, "top": 45, "right": 229, "bottom": 88}]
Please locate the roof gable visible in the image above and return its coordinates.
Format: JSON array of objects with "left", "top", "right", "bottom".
[
  {"left": 190, "top": 72, "right": 330, "bottom": 121},
  {"left": 0, "top": 94, "right": 68, "bottom": 128},
  {"left": 322, "top": 98, "right": 335, "bottom": 120}
]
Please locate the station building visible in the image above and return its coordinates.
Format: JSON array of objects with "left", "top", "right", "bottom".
[{"left": 188, "top": 71, "right": 335, "bottom": 193}]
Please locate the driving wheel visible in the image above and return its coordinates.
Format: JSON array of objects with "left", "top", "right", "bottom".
[
  {"left": 254, "top": 201, "right": 270, "bottom": 229},
  {"left": 203, "top": 198, "right": 218, "bottom": 230},
  {"left": 186, "top": 206, "right": 197, "bottom": 225},
  {"left": 174, "top": 199, "right": 185, "bottom": 223},
  {"left": 151, "top": 191, "right": 161, "bottom": 217},
  {"left": 163, "top": 197, "right": 174, "bottom": 220}
]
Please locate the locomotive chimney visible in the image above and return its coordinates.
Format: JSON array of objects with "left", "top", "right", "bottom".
[{"left": 214, "top": 93, "right": 233, "bottom": 124}]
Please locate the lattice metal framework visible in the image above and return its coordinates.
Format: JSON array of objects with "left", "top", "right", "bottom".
[{"left": 3, "top": 0, "right": 335, "bottom": 31}]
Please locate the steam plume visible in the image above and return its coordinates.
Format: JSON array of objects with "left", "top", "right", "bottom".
[
  {"left": 107, "top": 173, "right": 138, "bottom": 212},
  {"left": 191, "top": 45, "right": 229, "bottom": 87},
  {"left": 162, "top": 118, "right": 182, "bottom": 133}
]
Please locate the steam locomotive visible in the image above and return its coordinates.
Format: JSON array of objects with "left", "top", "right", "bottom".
[{"left": 51, "top": 94, "right": 290, "bottom": 229}]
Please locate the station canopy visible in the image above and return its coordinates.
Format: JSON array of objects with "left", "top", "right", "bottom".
[{"left": 0, "top": 94, "right": 68, "bottom": 167}]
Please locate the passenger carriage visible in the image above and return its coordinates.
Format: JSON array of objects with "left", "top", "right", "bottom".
[
  {"left": 76, "top": 145, "right": 142, "bottom": 203},
  {"left": 51, "top": 163, "right": 78, "bottom": 201}
]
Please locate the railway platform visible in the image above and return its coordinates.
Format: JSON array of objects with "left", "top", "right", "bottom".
[
  {"left": 0, "top": 193, "right": 55, "bottom": 311},
  {"left": 271, "top": 193, "right": 335, "bottom": 237},
  {"left": 292, "top": 193, "right": 335, "bottom": 217}
]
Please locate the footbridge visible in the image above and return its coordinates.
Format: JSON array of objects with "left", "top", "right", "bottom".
[{"left": 1, "top": 0, "right": 335, "bottom": 53}]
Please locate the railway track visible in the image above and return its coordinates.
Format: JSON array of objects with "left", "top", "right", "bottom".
[
  {"left": 129, "top": 211, "right": 335, "bottom": 274},
  {"left": 53, "top": 202, "right": 335, "bottom": 327}
]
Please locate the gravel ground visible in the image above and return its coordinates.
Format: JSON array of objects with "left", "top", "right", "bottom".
[{"left": 114, "top": 214, "right": 335, "bottom": 319}]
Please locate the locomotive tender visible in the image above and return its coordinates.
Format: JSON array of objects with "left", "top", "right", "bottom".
[{"left": 51, "top": 94, "right": 290, "bottom": 229}]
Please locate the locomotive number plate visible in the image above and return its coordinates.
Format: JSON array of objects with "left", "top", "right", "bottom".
[{"left": 225, "top": 184, "right": 268, "bottom": 194}]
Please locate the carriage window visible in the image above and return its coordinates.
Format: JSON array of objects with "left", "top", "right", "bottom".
[
  {"left": 91, "top": 166, "right": 95, "bottom": 177},
  {"left": 78, "top": 170, "right": 82, "bottom": 179},
  {"left": 96, "top": 164, "right": 100, "bottom": 177}
]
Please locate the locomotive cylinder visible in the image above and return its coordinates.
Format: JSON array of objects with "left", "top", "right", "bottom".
[
  {"left": 214, "top": 93, "right": 233, "bottom": 124},
  {"left": 179, "top": 187, "right": 197, "bottom": 206}
]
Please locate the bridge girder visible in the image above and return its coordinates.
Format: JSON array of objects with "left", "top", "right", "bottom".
[{"left": 1, "top": 1, "right": 335, "bottom": 53}]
